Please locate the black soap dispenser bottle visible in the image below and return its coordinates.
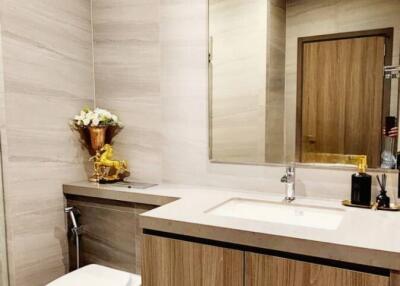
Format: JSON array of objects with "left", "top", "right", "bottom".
[{"left": 351, "top": 156, "right": 372, "bottom": 206}]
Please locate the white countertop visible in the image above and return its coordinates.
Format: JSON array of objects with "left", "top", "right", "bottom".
[{"left": 63, "top": 181, "right": 400, "bottom": 270}]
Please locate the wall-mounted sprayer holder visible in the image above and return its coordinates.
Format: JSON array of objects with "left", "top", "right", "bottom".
[{"left": 64, "top": 206, "right": 82, "bottom": 269}]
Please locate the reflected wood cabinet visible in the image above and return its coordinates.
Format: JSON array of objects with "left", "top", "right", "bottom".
[{"left": 142, "top": 235, "right": 393, "bottom": 286}]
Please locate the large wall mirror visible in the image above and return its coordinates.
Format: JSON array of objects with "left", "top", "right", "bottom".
[{"left": 208, "top": 0, "right": 400, "bottom": 170}]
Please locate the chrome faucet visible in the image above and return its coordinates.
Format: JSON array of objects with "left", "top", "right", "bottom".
[{"left": 281, "top": 166, "right": 295, "bottom": 201}]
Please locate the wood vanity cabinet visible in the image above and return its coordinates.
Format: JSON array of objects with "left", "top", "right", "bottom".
[
  {"left": 142, "top": 235, "right": 392, "bottom": 286},
  {"left": 142, "top": 234, "right": 244, "bottom": 286},
  {"left": 245, "top": 252, "right": 389, "bottom": 286}
]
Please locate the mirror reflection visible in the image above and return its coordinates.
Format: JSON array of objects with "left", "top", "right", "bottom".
[{"left": 209, "top": 0, "right": 400, "bottom": 169}]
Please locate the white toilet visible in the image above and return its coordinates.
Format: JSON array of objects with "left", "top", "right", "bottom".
[{"left": 47, "top": 264, "right": 141, "bottom": 286}]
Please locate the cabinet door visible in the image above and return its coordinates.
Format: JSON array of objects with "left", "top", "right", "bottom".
[
  {"left": 142, "top": 235, "right": 244, "bottom": 286},
  {"left": 245, "top": 252, "right": 389, "bottom": 286}
]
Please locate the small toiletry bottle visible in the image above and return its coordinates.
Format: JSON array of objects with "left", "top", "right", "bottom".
[{"left": 351, "top": 156, "right": 372, "bottom": 206}]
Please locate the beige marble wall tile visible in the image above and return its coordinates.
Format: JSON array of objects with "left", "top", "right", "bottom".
[
  {"left": 0, "top": 18, "right": 9, "bottom": 285},
  {"left": 92, "top": 0, "right": 162, "bottom": 183},
  {"left": 0, "top": 0, "right": 94, "bottom": 285}
]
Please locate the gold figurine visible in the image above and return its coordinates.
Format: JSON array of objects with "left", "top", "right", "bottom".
[
  {"left": 71, "top": 108, "right": 130, "bottom": 183},
  {"left": 91, "top": 144, "right": 129, "bottom": 183}
]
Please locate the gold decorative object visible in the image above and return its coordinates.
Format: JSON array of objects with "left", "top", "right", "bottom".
[
  {"left": 91, "top": 144, "right": 130, "bottom": 183},
  {"left": 342, "top": 200, "right": 400, "bottom": 211},
  {"left": 89, "top": 126, "right": 107, "bottom": 152},
  {"left": 71, "top": 108, "right": 130, "bottom": 183},
  {"left": 73, "top": 125, "right": 122, "bottom": 156},
  {"left": 342, "top": 199, "right": 373, "bottom": 209}
]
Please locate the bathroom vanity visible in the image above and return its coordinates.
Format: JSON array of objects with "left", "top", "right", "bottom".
[
  {"left": 142, "top": 235, "right": 390, "bottom": 286},
  {"left": 64, "top": 182, "right": 400, "bottom": 286}
]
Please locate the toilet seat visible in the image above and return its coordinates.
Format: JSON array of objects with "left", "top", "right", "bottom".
[{"left": 47, "top": 264, "right": 141, "bottom": 286}]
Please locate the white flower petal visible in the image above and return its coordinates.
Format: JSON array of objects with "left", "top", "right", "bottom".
[
  {"left": 92, "top": 118, "right": 100, "bottom": 126},
  {"left": 82, "top": 118, "right": 91, "bottom": 126}
]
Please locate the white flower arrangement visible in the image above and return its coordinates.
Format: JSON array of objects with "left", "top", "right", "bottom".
[{"left": 73, "top": 107, "right": 122, "bottom": 127}]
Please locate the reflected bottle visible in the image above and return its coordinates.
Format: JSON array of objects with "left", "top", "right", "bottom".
[{"left": 381, "top": 116, "right": 397, "bottom": 169}]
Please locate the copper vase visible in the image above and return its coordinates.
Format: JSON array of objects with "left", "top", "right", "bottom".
[
  {"left": 88, "top": 126, "right": 108, "bottom": 152},
  {"left": 72, "top": 124, "right": 122, "bottom": 156}
]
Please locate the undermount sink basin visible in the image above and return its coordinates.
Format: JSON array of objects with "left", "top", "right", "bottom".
[{"left": 206, "top": 198, "right": 345, "bottom": 230}]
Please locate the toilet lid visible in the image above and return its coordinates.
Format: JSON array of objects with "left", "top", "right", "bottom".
[{"left": 47, "top": 264, "right": 141, "bottom": 286}]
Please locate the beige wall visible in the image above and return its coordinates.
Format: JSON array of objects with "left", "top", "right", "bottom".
[
  {"left": 0, "top": 16, "right": 8, "bottom": 285},
  {"left": 284, "top": 0, "right": 400, "bottom": 161},
  {"left": 92, "top": 0, "right": 162, "bottom": 183},
  {"left": 0, "top": 0, "right": 94, "bottom": 285}
]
